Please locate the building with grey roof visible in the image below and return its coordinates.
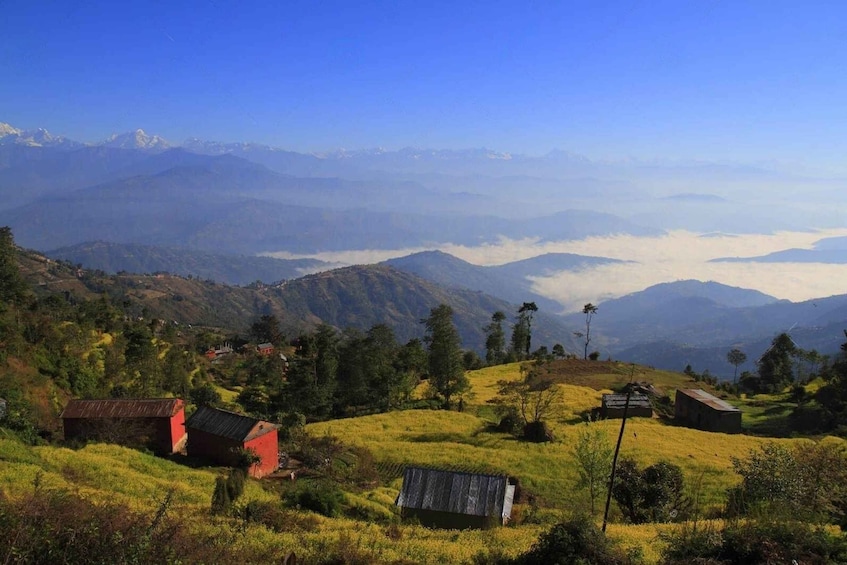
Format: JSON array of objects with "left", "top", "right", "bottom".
[
  {"left": 395, "top": 466, "right": 515, "bottom": 529},
  {"left": 600, "top": 393, "right": 653, "bottom": 419},
  {"left": 674, "top": 388, "right": 742, "bottom": 434}
]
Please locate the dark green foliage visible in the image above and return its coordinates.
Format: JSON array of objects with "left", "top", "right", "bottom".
[
  {"left": 423, "top": 304, "right": 468, "bottom": 408},
  {"left": 729, "top": 441, "right": 847, "bottom": 525},
  {"left": 661, "top": 517, "right": 847, "bottom": 564},
  {"left": 513, "top": 516, "right": 631, "bottom": 565},
  {"left": 496, "top": 407, "right": 523, "bottom": 434},
  {"left": 0, "top": 226, "right": 29, "bottom": 306},
  {"left": 241, "top": 500, "right": 321, "bottom": 533},
  {"left": 189, "top": 383, "right": 222, "bottom": 407},
  {"left": 210, "top": 475, "right": 232, "bottom": 515},
  {"left": 726, "top": 348, "right": 747, "bottom": 383},
  {"left": 250, "top": 314, "right": 286, "bottom": 346},
  {"left": 612, "top": 458, "right": 687, "bottom": 524},
  {"left": 463, "top": 349, "right": 484, "bottom": 370},
  {"left": 794, "top": 330, "right": 847, "bottom": 435},
  {"left": 284, "top": 480, "right": 345, "bottom": 517},
  {"left": 485, "top": 311, "right": 508, "bottom": 365},
  {"left": 756, "top": 332, "right": 798, "bottom": 392},
  {"left": 522, "top": 420, "right": 554, "bottom": 442},
  {"left": 211, "top": 466, "right": 248, "bottom": 515}
]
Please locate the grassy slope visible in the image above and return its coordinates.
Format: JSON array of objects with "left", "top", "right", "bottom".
[{"left": 3, "top": 361, "right": 843, "bottom": 564}]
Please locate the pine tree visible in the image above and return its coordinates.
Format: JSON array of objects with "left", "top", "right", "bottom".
[{"left": 423, "top": 304, "right": 468, "bottom": 409}]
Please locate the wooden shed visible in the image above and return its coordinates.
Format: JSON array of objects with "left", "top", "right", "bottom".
[
  {"left": 674, "top": 389, "right": 742, "bottom": 434},
  {"left": 60, "top": 398, "right": 187, "bottom": 454},
  {"left": 395, "top": 466, "right": 515, "bottom": 529},
  {"left": 185, "top": 406, "right": 279, "bottom": 478},
  {"left": 600, "top": 393, "right": 653, "bottom": 419}
]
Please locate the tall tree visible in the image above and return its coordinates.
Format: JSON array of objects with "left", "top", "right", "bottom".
[
  {"left": 423, "top": 304, "right": 468, "bottom": 409},
  {"left": 726, "top": 348, "right": 747, "bottom": 384},
  {"left": 0, "top": 227, "right": 28, "bottom": 306},
  {"left": 758, "top": 333, "right": 798, "bottom": 392},
  {"left": 519, "top": 302, "right": 538, "bottom": 358},
  {"left": 484, "top": 311, "right": 507, "bottom": 366},
  {"left": 580, "top": 303, "right": 598, "bottom": 360},
  {"left": 249, "top": 314, "right": 285, "bottom": 346}
]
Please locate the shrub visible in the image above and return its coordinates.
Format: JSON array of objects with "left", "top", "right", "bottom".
[
  {"left": 612, "top": 458, "right": 687, "bottom": 524},
  {"left": 522, "top": 420, "right": 554, "bottom": 442},
  {"left": 661, "top": 517, "right": 847, "bottom": 564},
  {"left": 241, "top": 500, "right": 321, "bottom": 533},
  {"left": 496, "top": 407, "right": 523, "bottom": 434},
  {"left": 514, "top": 515, "right": 631, "bottom": 565},
  {"left": 284, "top": 479, "right": 345, "bottom": 517}
]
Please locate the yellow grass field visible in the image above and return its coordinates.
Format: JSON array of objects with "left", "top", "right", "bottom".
[{"left": 3, "top": 361, "right": 844, "bottom": 563}]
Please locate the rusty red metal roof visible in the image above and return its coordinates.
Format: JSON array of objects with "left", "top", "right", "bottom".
[
  {"left": 61, "top": 398, "right": 184, "bottom": 419},
  {"left": 185, "top": 406, "right": 277, "bottom": 442},
  {"left": 677, "top": 389, "right": 740, "bottom": 412}
]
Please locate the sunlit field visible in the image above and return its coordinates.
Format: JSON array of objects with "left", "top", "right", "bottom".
[{"left": 3, "top": 361, "right": 844, "bottom": 563}]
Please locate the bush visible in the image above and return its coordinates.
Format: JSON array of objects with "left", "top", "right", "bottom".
[
  {"left": 612, "top": 458, "right": 687, "bottom": 524},
  {"left": 496, "top": 407, "right": 522, "bottom": 434},
  {"left": 514, "top": 515, "right": 631, "bottom": 565},
  {"left": 661, "top": 517, "right": 847, "bottom": 564},
  {"left": 241, "top": 500, "right": 321, "bottom": 533},
  {"left": 522, "top": 420, "right": 554, "bottom": 442},
  {"left": 284, "top": 480, "right": 345, "bottom": 517}
]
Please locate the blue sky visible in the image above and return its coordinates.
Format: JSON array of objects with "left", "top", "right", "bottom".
[{"left": 3, "top": 1, "right": 847, "bottom": 170}]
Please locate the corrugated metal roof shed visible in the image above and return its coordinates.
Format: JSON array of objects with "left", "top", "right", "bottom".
[
  {"left": 602, "top": 393, "right": 652, "bottom": 409},
  {"left": 677, "top": 389, "right": 740, "bottom": 412},
  {"left": 396, "top": 466, "right": 514, "bottom": 521},
  {"left": 60, "top": 398, "right": 183, "bottom": 419},
  {"left": 186, "top": 406, "right": 277, "bottom": 442}
]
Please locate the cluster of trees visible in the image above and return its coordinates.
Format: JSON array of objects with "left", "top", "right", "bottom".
[
  {"left": 221, "top": 303, "right": 473, "bottom": 421},
  {"left": 483, "top": 301, "right": 592, "bottom": 367},
  {"left": 0, "top": 228, "right": 209, "bottom": 442}
]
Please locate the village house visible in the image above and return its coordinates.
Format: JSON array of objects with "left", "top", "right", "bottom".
[
  {"left": 205, "top": 343, "right": 233, "bottom": 360},
  {"left": 600, "top": 393, "right": 653, "bottom": 419},
  {"left": 185, "top": 406, "right": 279, "bottom": 478},
  {"left": 257, "top": 342, "right": 275, "bottom": 356},
  {"left": 60, "top": 398, "right": 187, "bottom": 454},
  {"left": 674, "top": 388, "right": 742, "bottom": 434},
  {"left": 395, "top": 466, "right": 515, "bottom": 529}
]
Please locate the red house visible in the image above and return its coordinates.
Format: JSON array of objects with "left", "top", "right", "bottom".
[
  {"left": 257, "top": 342, "right": 275, "bottom": 356},
  {"left": 61, "top": 398, "right": 187, "bottom": 455},
  {"left": 185, "top": 406, "right": 279, "bottom": 478}
]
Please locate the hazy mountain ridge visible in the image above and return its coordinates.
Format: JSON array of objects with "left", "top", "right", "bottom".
[
  {"left": 46, "top": 241, "right": 330, "bottom": 286},
  {"left": 385, "top": 250, "right": 626, "bottom": 313},
  {"left": 5, "top": 119, "right": 844, "bottom": 233},
  {"left": 18, "top": 246, "right": 575, "bottom": 354}
]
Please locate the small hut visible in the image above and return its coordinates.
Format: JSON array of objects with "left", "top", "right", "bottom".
[
  {"left": 600, "top": 393, "right": 653, "bottom": 419},
  {"left": 674, "top": 389, "right": 742, "bottom": 434},
  {"left": 60, "top": 398, "right": 187, "bottom": 454},
  {"left": 185, "top": 406, "right": 279, "bottom": 478},
  {"left": 395, "top": 466, "right": 514, "bottom": 529}
]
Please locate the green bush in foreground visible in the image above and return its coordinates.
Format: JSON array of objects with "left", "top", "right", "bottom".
[
  {"left": 505, "top": 516, "right": 634, "bottom": 565},
  {"left": 284, "top": 479, "right": 346, "bottom": 517},
  {"left": 661, "top": 518, "right": 847, "bottom": 564}
]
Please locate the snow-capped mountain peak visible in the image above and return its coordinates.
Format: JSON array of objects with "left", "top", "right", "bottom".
[{"left": 102, "top": 129, "right": 171, "bottom": 150}]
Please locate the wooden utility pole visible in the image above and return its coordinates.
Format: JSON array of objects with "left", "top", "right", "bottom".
[{"left": 602, "top": 365, "right": 635, "bottom": 532}]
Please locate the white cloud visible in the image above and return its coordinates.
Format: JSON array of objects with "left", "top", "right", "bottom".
[{"left": 263, "top": 228, "right": 847, "bottom": 312}]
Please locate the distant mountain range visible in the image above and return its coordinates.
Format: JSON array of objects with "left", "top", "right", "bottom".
[
  {"left": 46, "top": 241, "right": 330, "bottom": 286},
  {"left": 711, "top": 236, "right": 847, "bottom": 264},
  {"left": 0, "top": 144, "right": 662, "bottom": 253},
  {"left": 385, "top": 250, "right": 627, "bottom": 313}
]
